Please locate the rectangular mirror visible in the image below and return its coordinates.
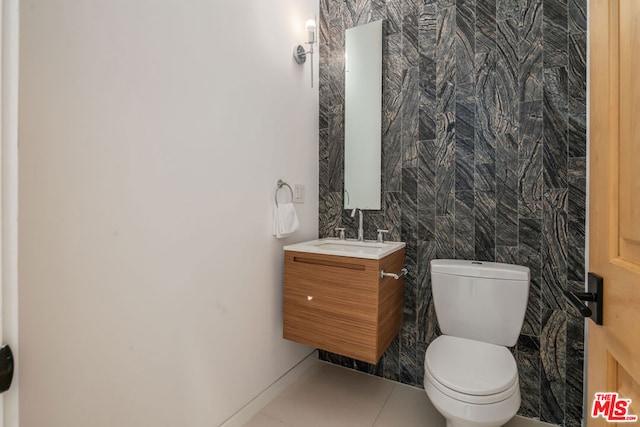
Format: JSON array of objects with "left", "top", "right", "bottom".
[{"left": 344, "top": 19, "right": 382, "bottom": 210}]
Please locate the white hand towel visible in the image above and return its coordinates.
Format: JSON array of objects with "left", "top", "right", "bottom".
[{"left": 272, "top": 202, "right": 300, "bottom": 239}]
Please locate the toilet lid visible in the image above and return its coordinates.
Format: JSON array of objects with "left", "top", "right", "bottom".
[{"left": 425, "top": 335, "right": 518, "bottom": 396}]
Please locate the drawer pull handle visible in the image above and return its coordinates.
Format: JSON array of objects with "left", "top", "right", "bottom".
[
  {"left": 307, "top": 296, "right": 313, "bottom": 301},
  {"left": 293, "top": 256, "right": 365, "bottom": 271},
  {"left": 380, "top": 268, "right": 408, "bottom": 280}
]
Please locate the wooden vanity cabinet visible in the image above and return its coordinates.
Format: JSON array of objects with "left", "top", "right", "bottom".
[{"left": 283, "top": 249, "right": 405, "bottom": 364}]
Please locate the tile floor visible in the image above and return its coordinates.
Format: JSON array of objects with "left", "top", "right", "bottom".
[{"left": 244, "top": 361, "right": 554, "bottom": 427}]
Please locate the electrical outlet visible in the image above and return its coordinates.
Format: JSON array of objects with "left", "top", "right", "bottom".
[{"left": 294, "top": 184, "right": 305, "bottom": 203}]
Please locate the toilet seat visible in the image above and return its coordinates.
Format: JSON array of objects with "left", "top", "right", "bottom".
[{"left": 425, "top": 335, "right": 518, "bottom": 404}]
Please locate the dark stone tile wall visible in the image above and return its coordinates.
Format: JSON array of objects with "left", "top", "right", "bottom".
[{"left": 317, "top": 0, "right": 587, "bottom": 425}]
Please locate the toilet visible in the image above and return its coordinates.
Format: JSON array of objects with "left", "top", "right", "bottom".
[{"left": 424, "top": 260, "right": 530, "bottom": 427}]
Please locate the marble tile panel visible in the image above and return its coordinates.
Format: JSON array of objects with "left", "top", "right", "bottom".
[
  {"left": 456, "top": 83, "right": 475, "bottom": 143},
  {"left": 519, "top": 219, "right": 542, "bottom": 336},
  {"left": 386, "top": 0, "right": 404, "bottom": 35},
  {"left": 565, "top": 314, "right": 585, "bottom": 427},
  {"left": 319, "top": 128, "right": 330, "bottom": 192},
  {"left": 567, "top": 243, "right": 584, "bottom": 283},
  {"left": 383, "top": 120, "right": 403, "bottom": 195},
  {"left": 475, "top": 51, "right": 497, "bottom": 164},
  {"left": 540, "top": 309, "right": 567, "bottom": 425},
  {"left": 435, "top": 215, "right": 455, "bottom": 258},
  {"left": 435, "top": 113, "right": 456, "bottom": 216},
  {"left": 402, "top": 68, "right": 420, "bottom": 168},
  {"left": 455, "top": 151, "right": 474, "bottom": 192},
  {"left": 402, "top": 169, "right": 419, "bottom": 269},
  {"left": 420, "top": 106, "right": 437, "bottom": 142},
  {"left": 402, "top": 263, "right": 417, "bottom": 325},
  {"left": 404, "top": 140, "right": 419, "bottom": 169},
  {"left": 519, "top": 100, "right": 544, "bottom": 218},
  {"left": 568, "top": 98, "right": 586, "bottom": 158},
  {"left": 328, "top": 0, "right": 344, "bottom": 22},
  {"left": 496, "top": 162, "right": 519, "bottom": 247},
  {"left": 475, "top": 162, "right": 496, "bottom": 193},
  {"left": 384, "top": 34, "right": 404, "bottom": 110},
  {"left": 456, "top": 0, "right": 476, "bottom": 86},
  {"left": 320, "top": 0, "right": 330, "bottom": 45},
  {"left": 519, "top": 0, "right": 543, "bottom": 102},
  {"left": 542, "top": 262, "right": 566, "bottom": 312},
  {"left": 327, "top": 111, "right": 344, "bottom": 193},
  {"left": 542, "top": 188, "right": 568, "bottom": 310},
  {"left": 496, "top": 18, "right": 520, "bottom": 131},
  {"left": 383, "top": 335, "right": 401, "bottom": 382},
  {"left": 568, "top": 33, "right": 586, "bottom": 102},
  {"left": 416, "top": 240, "right": 437, "bottom": 339},
  {"left": 343, "top": 0, "right": 371, "bottom": 29},
  {"left": 319, "top": 62, "right": 330, "bottom": 129},
  {"left": 543, "top": 67, "right": 568, "bottom": 189},
  {"left": 474, "top": 190, "right": 497, "bottom": 261},
  {"left": 568, "top": 157, "right": 586, "bottom": 228},
  {"left": 522, "top": 276, "right": 542, "bottom": 337},
  {"left": 371, "top": 0, "right": 387, "bottom": 22},
  {"left": 436, "top": 6, "right": 457, "bottom": 114},
  {"left": 495, "top": 246, "right": 518, "bottom": 264},
  {"left": 418, "top": 139, "right": 437, "bottom": 215},
  {"left": 456, "top": 135, "right": 474, "bottom": 159},
  {"left": 516, "top": 335, "right": 541, "bottom": 418},
  {"left": 455, "top": 190, "right": 475, "bottom": 259},
  {"left": 519, "top": 218, "right": 542, "bottom": 253},
  {"left": 543, "top": 188, "right": 568, "bottom": 271},
  {"left": 403, "top": 8, "right": 419, "bottom": 67},
  {"left": 319, "top": 192, "right": 343, "bottom": 238},
  {"left": 476, "top": 0, "right": 497, "bottom": 53},
  {"left": 568, "top": 0, "right": 587, "bottom": 34},
  {"left": 365, "top": 211, "right": 387, "bottom": 241},
  {"left": 497, "top": 0, "right": 521, "bottom": 21},
  {"left": 385, "top": 192, "right": 403, "bottom": 241},
  {"left": 327, "top": 49, "right": 345, "bottom": 109},
  {"left": 419, "top": 53, "right": 437, "bottom": 141},
  {"left": 416, "top": 341, "right": 429, "bottom": 389},
  {"left": 519, "top": 99, "right": 544, "bottom": 160},
  {"left": 400, "top": 323, "right": 419, "bottom": 386},
  {"left": 329, "top": 17, "right": 345, "bottom": 52},
  {"left": 419, "top": 3, "right": 437, "bottom": 60},
  {"left": 543, "top": 0, "right": 568, "bottom": 68}
]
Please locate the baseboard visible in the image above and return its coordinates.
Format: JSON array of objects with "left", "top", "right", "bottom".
[{"left": 221, "top": 350, "right": 318, "bottom": 427}]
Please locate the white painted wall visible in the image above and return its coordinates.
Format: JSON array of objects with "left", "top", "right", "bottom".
[{"left": 18, "top": 1, "right": 318, "bottom": 426}]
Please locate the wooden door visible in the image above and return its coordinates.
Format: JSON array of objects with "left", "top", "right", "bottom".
[{"left": 589, "top": 0, "right": 640, "bottom": 425}]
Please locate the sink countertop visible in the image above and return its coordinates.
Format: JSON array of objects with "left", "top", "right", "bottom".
[{"left": 284, "top": 238, "right": 405, "bottom": 260}]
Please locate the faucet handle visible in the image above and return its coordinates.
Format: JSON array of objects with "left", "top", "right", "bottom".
[
  {"left": 376, "top": 229, "right": 389, "bottom": 243},
  {"left": 335, "top": 227, "right": 346, "bottom": 240}
]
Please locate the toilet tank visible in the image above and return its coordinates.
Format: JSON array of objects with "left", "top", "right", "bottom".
[{"left": 431, "top": 260, "right": 530, "bottom": 347}]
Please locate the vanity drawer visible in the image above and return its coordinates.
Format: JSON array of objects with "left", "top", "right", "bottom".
[{"left": 283, "top": 249, "right": 405, "bottom": 364}]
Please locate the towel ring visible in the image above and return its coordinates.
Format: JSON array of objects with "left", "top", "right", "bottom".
[{"left": 275, "top": 179, "right": 294, "bottom": 207}]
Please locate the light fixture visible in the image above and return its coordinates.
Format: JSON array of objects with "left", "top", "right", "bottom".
[{"left": 293, "top": 18, "right": 317, "bottom": 87}]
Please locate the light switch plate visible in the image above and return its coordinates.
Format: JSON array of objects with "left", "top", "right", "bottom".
[{"left": 294, "top": 184, "right": 305, "bottom": 203}]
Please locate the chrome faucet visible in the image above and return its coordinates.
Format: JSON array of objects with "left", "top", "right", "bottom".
[{"left": 350, "top": 208, "right": 364, "bottom": 241}]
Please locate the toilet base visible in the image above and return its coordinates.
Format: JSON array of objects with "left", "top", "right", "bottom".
[
  {"left": 425, "top": 378, "right": 521, "bottom": 427},
  {"left": 445, "top": 418, "right": 516, "bottom": 427}
]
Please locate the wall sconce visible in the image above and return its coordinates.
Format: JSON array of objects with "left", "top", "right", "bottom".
[{"left": 293, "top": 18, "right": 316, "bottom": 87}]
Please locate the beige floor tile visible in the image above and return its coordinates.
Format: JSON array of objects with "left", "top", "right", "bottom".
[
  {"left": 243, "top": 413, "right": 291, "bottom": 427},
  {"left": 373, "top": 382, "right": 445, "bottom": 427},
  {"left": 505, "top": 415, "right": 557, "bottom": 427},
  {"left": 261, "top": 362, "right": 394, "bottom": 427}
]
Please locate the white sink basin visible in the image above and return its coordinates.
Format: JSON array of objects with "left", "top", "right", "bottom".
[{"left": 284, "top": 238, "right": 405, "bottom": 260}]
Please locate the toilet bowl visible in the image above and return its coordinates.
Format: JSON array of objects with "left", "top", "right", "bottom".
[
  {"left": 424, "top": 260, "right": 530, "bottom": 427},
  {"left": 424, "top": 335, "right": 521, "bottom": 427}
]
